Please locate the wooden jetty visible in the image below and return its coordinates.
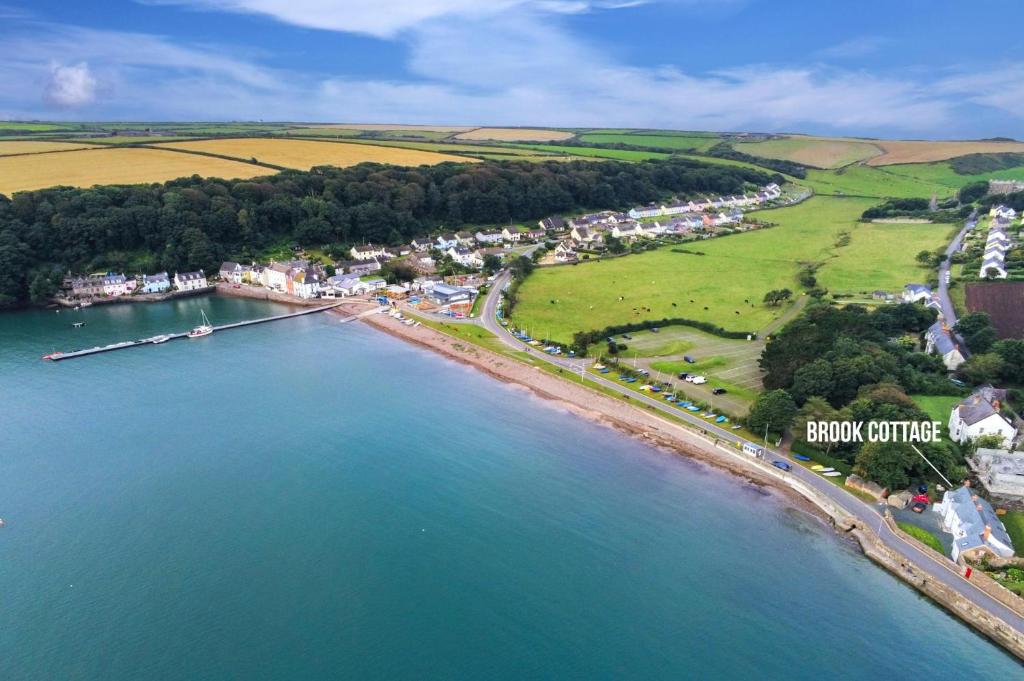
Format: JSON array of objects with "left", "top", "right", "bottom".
[{"left": 44, "top": 302, "right": 369, "bottom": 362}]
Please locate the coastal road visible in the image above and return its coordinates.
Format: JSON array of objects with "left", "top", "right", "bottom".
[
  {"left": 937, "top": 211, "right": 976, "bottom": 332},
  {"left": 480, "top": 270, "right": 1024, "bottom": 633}
]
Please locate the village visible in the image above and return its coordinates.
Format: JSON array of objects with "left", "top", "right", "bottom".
[{"left": 56, "top": 181, "right": 787, "bottom": 315}]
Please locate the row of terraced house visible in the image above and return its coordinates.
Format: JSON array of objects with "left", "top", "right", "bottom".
[
  {"left": 64, "top": 271, "right": 208, "bottom": 300},
  {"left": 979, "top": 204, "right": 1019, "bottom": 279},
  {"left": 546, "top": 182, "right": 784, "bottom": 263}
]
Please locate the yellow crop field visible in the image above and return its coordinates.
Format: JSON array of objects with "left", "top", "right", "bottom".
[
  {"left": 0, "top": 147, "right": 269, "bottom": 197},
  {"left": 454, "top": 128, "right": 575, "bottom": 142},
  {"left": 867, "top": 140, "right": 1024, "bottom": 165},
  {"left": 155, "top": 138, "right": 473, "bottom": 169},
  {"left": 0, "top": 141, "right": 92, "bottom": 156},
  {"left": 734, "top": 137, "right": 882, "bottom": 168},
  {"left": 298, "top": 123, "right": 474, "bottom": 132}
]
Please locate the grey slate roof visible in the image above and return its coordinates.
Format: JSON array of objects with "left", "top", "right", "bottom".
[
  {"left": 946, "top": 486, "right": 1014, "bottom": 555},
  {"left": 927, "top": 321, "right": 957, "bottom": 356}
]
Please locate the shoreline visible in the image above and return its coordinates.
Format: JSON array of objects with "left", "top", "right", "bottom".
[{"left": 342, "top": 304, "right": 1024, "bottom": 661}]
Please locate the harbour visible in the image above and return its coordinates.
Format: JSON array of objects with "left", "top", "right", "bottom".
[{"left": 42, "top": 300, "right": 372, "bottom": 361}]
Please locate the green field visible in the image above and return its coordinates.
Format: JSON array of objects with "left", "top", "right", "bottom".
[
  {"left": 513, "top": 196, "right": 949, "bottom": 343},
  {"left": 878, "top": 162, "right": 1024, "bottom": 189},
  {"left": 577, "top": 133, "right": 721, "bottom": 151},
  {"left": 1003, "top": 512, "right": 1024, "bottom": 557},
  {"left": 508, "top": 144, "right": 671, "bottom": 161},
  {"left": 817, "top": 221, "right": 951, "bottom": 293},
  {"left": 802, "top": 165, "right": 954, "bottom": 198},
  {"left": 910, "top": 395, "right": 960, "bottom": 425},
  {"left": 734, "top": 137, "right": 882, "bottom": 168},
  {"left": 897, "top": 522, "right": 945, "bottom": 554}
]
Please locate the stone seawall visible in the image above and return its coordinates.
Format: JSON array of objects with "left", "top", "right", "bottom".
[
  {"left": 214, "top": 283, "right": 330, "bottom": 307},
  {"left": 853, "top": 527, "right": 1024, "bottom": 659}
]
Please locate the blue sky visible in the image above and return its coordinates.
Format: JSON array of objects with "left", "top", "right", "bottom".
[{"left": 3, "top": 0, "right": 1024, "bottom": 138}]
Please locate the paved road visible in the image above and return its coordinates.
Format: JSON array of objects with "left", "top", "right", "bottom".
[
  {"left": 937, "top": 212, "right": 977, "bottom": 332},
  {"left": 479, "top": 269, "right": 1024, "bottom": 633}
]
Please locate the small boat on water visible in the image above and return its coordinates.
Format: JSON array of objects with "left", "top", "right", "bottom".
[
  {"left": 151, "top": 334, "right": 171, "bottom": 344},
  {"left": 79, "top": 301, "right": 93, "bottom": 307},
  {"left": 42, "top": 352, "right": 64, "bottom": 361},
  {"left": 188, "top": 310, "right": 214, "bottom": 338},
  {"left": 72, "top": 322, "right": 85, "bottom": 328}
]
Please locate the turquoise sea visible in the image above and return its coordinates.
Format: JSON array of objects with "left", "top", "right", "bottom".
[{"left": 1, "top": 297, "right": 1020, "bottom": 679}]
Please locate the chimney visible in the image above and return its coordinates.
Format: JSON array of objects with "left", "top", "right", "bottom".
[{"left": 984, "top": 525, "right": 992, "bottom": 542}]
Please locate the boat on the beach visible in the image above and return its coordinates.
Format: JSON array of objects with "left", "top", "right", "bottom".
[
  {"left": 822, "top": 471, "right": 842, "bottom": 477},
  {"left": 188, "top": 310, "right": 214, "bottom": 338}
]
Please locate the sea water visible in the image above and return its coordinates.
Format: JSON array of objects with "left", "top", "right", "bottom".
[{"left": 0, "top": 298, "right": 1019, "bottom": 679}]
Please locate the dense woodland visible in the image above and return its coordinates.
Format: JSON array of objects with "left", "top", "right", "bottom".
[
  {"left": 754, "top": 303, "right": 967, "bottom": 489},
  {"left": 0, "top": 158, "right": 777, "bottom": 308}
]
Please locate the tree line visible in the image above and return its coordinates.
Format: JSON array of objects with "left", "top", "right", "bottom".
[
  {"left": 752, "top": 302, "right": 969, "bottom": 490},
  {"left": 0, "top": 158, "right": 778, "bottom": 308}
]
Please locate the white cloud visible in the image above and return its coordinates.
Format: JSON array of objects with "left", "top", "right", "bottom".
[
  {"left": 44, "top": 62, "right": 98, "bottom": 107},
  {"left": 815, "top": 36, "right": 887, "bottom": 60},
  {"left": 141, "top": 0, "right": 674, "bottom": 38},
  {"left": 3, "top": 7, "right": 1023, "bottom": 137}
]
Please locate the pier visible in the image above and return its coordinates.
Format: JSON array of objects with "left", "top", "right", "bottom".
[{"left": 45, "top": 302, "right": 376, "bottom": 362}]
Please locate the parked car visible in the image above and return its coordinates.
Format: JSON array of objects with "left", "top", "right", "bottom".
[
  {"left": 622, "top": 334, "right": 632, "bottom": 340},
  {"left": 683, "top": 355, "right": 695, "bottom": 364},
  {"left": 712, "top": 387, "right": 727, "bottom": 395},
  {"left": 651, "top": 327, "right": 659, "bottom": 333},
  {"left": 690, "top": 375, "right": 707, "bottom": 385},
  {"left": 678, "top": 372, "right": 689, "bottom": 380},
  {"left": 771, "top": 460, "right": 792, "bottom": 472}
]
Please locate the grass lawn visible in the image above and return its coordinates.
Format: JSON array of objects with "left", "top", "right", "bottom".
[
  {"left": 897, "top": 522, "right": 945, "bottom": 554},
  {"left": 507, "top": 144, "right": 671, "bottom": 161},
  {"left": 1002, "top": 512, "right": 1024, "bottom": 557},
  {"left": 577, "top": 133, "right": 721, "bottom": 151},
  {"left": 512, "top": 196, "right": 876, "bottom": 344},
  {"left": 911, "top": 395, "right": 961, "bottom": 427},
  {"left": 802, "top": 165, "right": 955, "bottom": 198},
  {"left": 816, "top": 221, "right": 951, "bottom": 294},
  {"left": 877, "top": 161, "right": 1024, "bottom": 189},
  {"left": 734, "top": 137, "right": 882, "bottom": 168}
]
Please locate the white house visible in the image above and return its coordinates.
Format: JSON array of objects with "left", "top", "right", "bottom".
[
  {"left": 611, "top": 222, "right": 645, "bottom": 239},
  {"left": 351, "top": 244, "right": 387, "bottom": 261},
  {"left": 102, "top": 273, "right": 129, "bottom": 297},
  {"left": 902, "top": 283, "right": 933, "bottom": 304},
  {"left": 447, "top": 246, "right": 483, "bottom": 268},
  {"left": 289, "top": 267, "right": 322, "bottom": 299},
  {"left": 327, "top": 274, "right": 368, "bottom": 296},
  {"left": 925, "top": 321, "right": 966, "bottom": 370},
  {"left": 501, "top": 227, "right": 523, "bottom": 243},
  {"left": 628, "top": 204, "right": 663, "bottom": 220},
  {"left": 554, "top": 241, "right": 578, "bottom": 263},
  {"left": 436, "top": 233, "right": 459, "bottom": 250},
  {"left": 410, "top": 238, "right": 433, "bottom": 252},
  {"left": 174, "top": 270, "right": 208, "bottom": 291},
  {"left": 140, "top": 272, "right": 171, "bottom": 294},
  {"left": 219, "top": 261, "right": 243, "bottom": 283},
  {"left": 261, "top": 262, "right": 291, "bottom": 291},
  {"left": 948, "top": 386, "right": 1018, "bottom": 445},
  {"left": 989, "top": 205, "right": 1018, "bottom": 220},
  {"left": 934, "top": 485, "right": 1015, "bottom": 562},
  {"left": 980, "top": 256, "right": 1008, "bottom": 279},
  {"left": 475, "top": 230, "right": 504, "bottom": 244}
]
